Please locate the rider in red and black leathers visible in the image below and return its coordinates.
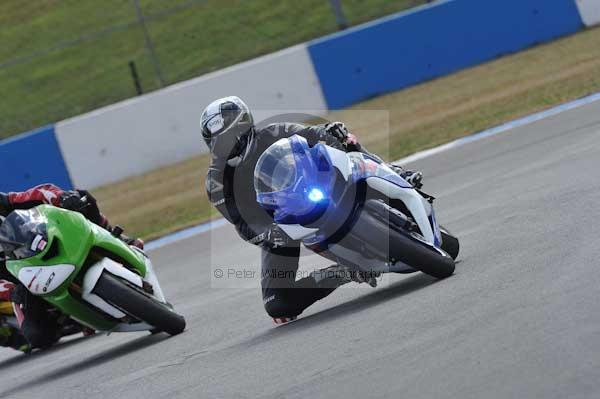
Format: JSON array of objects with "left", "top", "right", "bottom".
[
  {"left": 202, "top": 97, "right": 423, "bottom": 324},
  {"left": 0, "top": 184, "right": 109, "bottom": 230},
  {"left": 0, "top": 184, "right": 143, "bottom": 350}
]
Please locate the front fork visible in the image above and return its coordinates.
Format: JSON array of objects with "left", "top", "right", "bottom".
[
  {"left": 366, "top": 177, "right": 439, "bottom": 246},
  {"left": 81, "top": 255, "right": 167, "bottom": 320}
]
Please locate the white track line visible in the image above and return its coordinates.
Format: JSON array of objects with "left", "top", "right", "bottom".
[
  {"left": 146, "top": 91, "right": 600, "bottom": 250},
  {"left": 146, "top": 218, "right": 228, "bottom": 250},
  {"left": 394, "top": 91, "right": 600, "bottom": 165}
]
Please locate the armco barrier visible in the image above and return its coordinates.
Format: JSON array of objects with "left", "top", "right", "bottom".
[
  {"left": 0, "top": 125, "right": 72, "bottom": 192},
  {"left": 308, "top": 0, "right": 584, "bottom": 109},
  {"left": 55, "top": 44, "right": 326, "bottom": 188},
  {"left": 576, "top": 0, "right": 600, "bottom": 26}
]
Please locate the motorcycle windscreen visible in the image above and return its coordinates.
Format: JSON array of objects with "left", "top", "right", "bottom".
[
  {"left": 0, "top": 209, "right": 48, "bottom": 260},
  {"left": 349, "top": 153, "right": 413, "bottom": 189},
  {"left": 254, "top": 138, "right": 297, "bottom": 194}
]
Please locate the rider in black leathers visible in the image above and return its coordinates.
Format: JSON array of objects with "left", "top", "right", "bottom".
[{"left": 202, "top": 97, "right": 422, "bottom": 323}]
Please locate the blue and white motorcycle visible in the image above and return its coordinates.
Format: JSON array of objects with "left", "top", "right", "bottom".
[{"left": 254, "top": 135, "right": 459, "bottom": 279}]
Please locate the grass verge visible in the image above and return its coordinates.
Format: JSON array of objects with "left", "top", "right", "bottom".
[
  {"left": 0, "top": 0, "right": 425, "bottom": 138},
  {"left": 93, "top": 26, "right": 600, "bottom": 240}
]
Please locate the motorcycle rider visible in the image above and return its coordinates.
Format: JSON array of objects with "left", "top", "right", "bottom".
[
  {"left": 0, "top": 279, "right": 29, "bottom": 352},
  {"left": 202, "top": 96, "right": 423, "bottom": 324},
  {"left": 0, "top": 183, "right": 144, "bottom": 351}
]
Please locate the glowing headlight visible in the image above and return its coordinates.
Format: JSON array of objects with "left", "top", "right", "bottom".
[{"left": 308, "top": 188, "right": 325, "bottom": 202}]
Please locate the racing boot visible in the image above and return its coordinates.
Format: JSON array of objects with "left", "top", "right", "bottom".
[
  {"left": 271, "top": 265, "right": 379, "bottom": 325},
  {"left": 82, "top": 327, "right": 96, "bottom": 337},
  {"left": 0, "top": 281, "right": 30, "bottom": 352},
  {"left": 273, "top": 316, "right": 298, "bottom": 325},
  {"left": 11, "top": 284, "right": 60, "bottom": 349},
  {"left": 0, "top": 325, "right": 31, "bottom": 353}
]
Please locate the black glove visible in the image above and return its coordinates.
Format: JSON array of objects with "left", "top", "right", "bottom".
[
  {"left": 388, "top": 164, "right": 423, "bottom": 189},
  {"left": 59, "top": 191, "right": 87, "bottom": 212},
  {"left": 402, "top": 170, "right": 423, "bottom": 189},
  {"left": 59, "top": 190, "right": 103, "bottom": 225},
  {"left": 325, "top": 122, "right": 361, "bottom": 151},
  {"left": 325, "top": 122, "right": 349, "bottom": 141}
]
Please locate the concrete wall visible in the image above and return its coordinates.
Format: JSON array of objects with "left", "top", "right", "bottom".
[
  {"left": 575, "top": 0, "right": 600, "bottom": 26},
  {"left": 54, "top": 45, "right": 326, "bottom": 188}
]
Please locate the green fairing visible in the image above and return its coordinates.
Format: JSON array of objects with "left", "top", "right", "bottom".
[{"left": 5, "top": 205, "right": 148, "bottom": 330}]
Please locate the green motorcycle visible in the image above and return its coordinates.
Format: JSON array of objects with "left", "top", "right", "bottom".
[{"left": 0, "top": 205, "right": 185, "bottom": 337}]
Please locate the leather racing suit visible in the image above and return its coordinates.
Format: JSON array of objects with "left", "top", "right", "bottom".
[{"left": 206, "top": 123, "right": 386, "bottom": 319}]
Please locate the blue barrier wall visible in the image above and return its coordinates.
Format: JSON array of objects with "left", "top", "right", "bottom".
[
  {"left": 1, "top": 0, "right": 588, "bottom": 189},
  {"left": 308, "top": 0, "right": 584, "bottom": 109},
  {"left": 0, "top": 125, "right": 73, "bottom": 192}
]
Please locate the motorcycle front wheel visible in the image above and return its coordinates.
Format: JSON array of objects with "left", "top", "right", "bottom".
[
  {"left": 351, "top": 200, "right": 455, "bottom": 279},
  {"left": 94, "top": 272, "right": 186, "bottom": 336}
]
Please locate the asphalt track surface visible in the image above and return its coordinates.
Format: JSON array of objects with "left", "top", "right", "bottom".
[{"left": 1, "top": 102, "right": 600, "bottom": 398}]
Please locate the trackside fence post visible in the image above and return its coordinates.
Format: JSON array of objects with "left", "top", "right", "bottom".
[{"left": 329, "top": 0, "right": 348, "bottom": 30}]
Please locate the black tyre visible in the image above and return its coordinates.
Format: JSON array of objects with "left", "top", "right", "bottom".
[
  {"left": 94, "top": 272, "right": 186, "bottom": 336},
  {"left": 352, "top": 200, "right": 455, "bottom": 279},
  {"left": 439, "top": 225, "right": 460, "bottom": 260}
]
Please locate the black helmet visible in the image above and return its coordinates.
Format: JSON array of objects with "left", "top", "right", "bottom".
[{"left": 200, "top": 96, "right": 254, "bottom": 159}]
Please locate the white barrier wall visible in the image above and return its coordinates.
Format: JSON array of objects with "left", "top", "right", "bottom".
[
  {"left": 55, "top": 44, "right": 326, "bottom": 188},
  {"left": 576, "top": 0, "right": 600, "bottom": 26}
]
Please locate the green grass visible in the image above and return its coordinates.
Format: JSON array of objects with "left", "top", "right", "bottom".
[
  {"left": 0, "top": 0, "right": 426, "bottom": 138},
  {"left": 92, "top": 25, "right": 600, "bottom": 240}
]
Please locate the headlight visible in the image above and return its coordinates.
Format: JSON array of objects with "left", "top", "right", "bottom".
[
  {"left": 17, "top": 264, "right": 75, "bottom": 295},
  {"left": 308, "top": 188, "right": 325, "bottom": 202}
]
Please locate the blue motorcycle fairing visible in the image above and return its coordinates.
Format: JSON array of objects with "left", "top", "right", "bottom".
[
  {"left": 347, "top": 152, "right": 413, "bottom": 189},
  {"left": 255, "top": 136, "right": 335, "bottom": 224},
  {"left": 254, "top": 135, "right": 442, "bottom": 250}
]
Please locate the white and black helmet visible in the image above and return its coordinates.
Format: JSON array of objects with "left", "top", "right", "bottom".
[{"left": 200, "top": 96, "right": 254, "bottom": 159}]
